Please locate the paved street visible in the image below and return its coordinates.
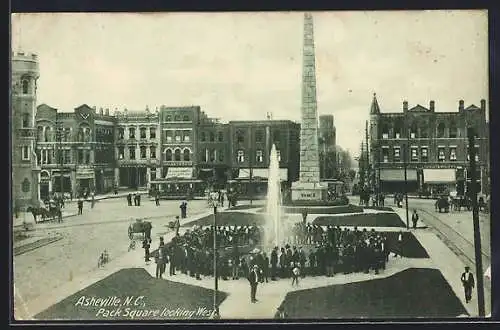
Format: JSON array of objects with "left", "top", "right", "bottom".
[{"left": 13, "top": 198, "right": 212, "bottom": 310}]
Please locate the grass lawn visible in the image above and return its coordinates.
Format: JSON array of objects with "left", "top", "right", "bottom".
[
  {"left": 313, "top": 212, "right": 405, "bottom": 227},
  {"left": 35, "top": 268, "right": 227, "bottom": 320},
  {"left": 278, "top": 268, "right": 466, "bottom": 319}
]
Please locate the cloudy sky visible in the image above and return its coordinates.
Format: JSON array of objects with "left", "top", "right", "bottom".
[{"left": 11, "top": 11, "right": 488, "bottom": 157}]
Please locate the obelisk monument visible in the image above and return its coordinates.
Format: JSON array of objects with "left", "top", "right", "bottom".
[{"left": 291, "top": 12, "right": 328, "bottom": 201}]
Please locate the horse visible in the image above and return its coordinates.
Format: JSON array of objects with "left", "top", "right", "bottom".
[
  {"left": 26, "top": 206, "right": 49, "bottom": 223},
  {"left": 435, "top": 197, "right": 450, "bottom": 213}
]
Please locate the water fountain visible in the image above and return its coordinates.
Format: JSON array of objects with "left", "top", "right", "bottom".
[{"left": 264, "top": 144, "right": 284, "bottom": 249}]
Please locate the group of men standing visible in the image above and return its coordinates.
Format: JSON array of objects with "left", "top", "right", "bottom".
[{"left": 127, "top": 193, "right": 142, "bottom": 206}]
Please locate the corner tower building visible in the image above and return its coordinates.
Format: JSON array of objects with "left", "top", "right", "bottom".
[
  {"left": 12, "top": 51, "right": 41, "bottom": 210},
  {"left": 291, "top": 12, "right": 328, "bottom": 201}
]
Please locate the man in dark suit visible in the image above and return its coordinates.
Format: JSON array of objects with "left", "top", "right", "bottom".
[
  {"left": 270, "top": 247, "right": 278, "bottom": 280},
  {"left": 247, "top": 265, "right": 260, "bottom": 303},
  {"left": 461, "top": 266, "right": 475, "bottom": 303}
]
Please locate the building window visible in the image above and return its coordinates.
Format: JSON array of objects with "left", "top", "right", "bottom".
[
  {"left": 382, "top": 148, "right": 389, "bottom": 163},
  {"left": 129, "top": 147, "right": 136, "bottom": 160},
  {"left": 201, "top": 149, "right": 207, "bottom": 162},
  {"left": 140, "top": 127, "right": 147, "bottom": 139},
  {"left": 209, "top": 149, "right": 216, "bottom": 162},
  {"left": 129, "top": 128, "right": 135, "bottom": 139},
  {"left": 78, "top": 150, "right": 84, "bottom": 163},
  {"left": 22, "top": 113, "right": 30, "bottom": 128},
  {"left": 22, "top": 146, "right": 30, "bottom": 160},
  {"left": 183, "top": 115, "right": 190, "bottom": 121},
  {"left": 450, "top": 147, "right": 457, "bottom": 161},
  {"left": 218, "top": 150, "right": 224, "bottom": 162},
  {"left": 256, "top": 130, "right": 264, "bottom": 143},
  {"left": 140, "top": 146, "right": 147, "bottom": 159},
  {"left": 273, "top": 130, "right": 281, "bottom": 143},
  {"left": 165, "top": 115, "right": 172, "bottom": 122},
  {"left": 438, "top": 147, "right": 445, "bottom": 162},
  {"left": 381, "top": 124, "right": 389, "bottom": 139},
  {"left": 183, "top": 149, "right": 190, "bottom": 161},
  {"left": 150, "top": 147, "right": 156, "bottom": 159},
  {"left": 449, "top": 123, "right": 458, "bottom": 138},
  {"left": 237, "top": 130, "right": 245, "bottom": 143},
  {"left": 393, "top": 147, "right": 401, "bottom": 162},
  {"left": 21, "top": 178, "right": 30, "bottom": 193},
  {"left": 420, "top": 126, "right": 428, "bottom": 138},
  {"left": 256, "top": 149, "right": 264, "bottom": 163},
  {"left": 411, "top": 147, "right": 418, "bottom": 162},
  {"left": 394, "top": 120, "right": 403, "bottom": 139},
  {"left": 118, "top": 147, "right": 124, "bottom": 159},
  {"left": 201, "top": 132, "right": 206, "bottom": 142},
  {"left": 437, "top": 123, "right": 445, "bottom": 138},
  {"left": 174, "top": 115, "right": 181, "bottom": 121},
  {"left": 150, "top": 168, "right": 156, "bottom": 180},
  {"left": 237, "top": 150, "right": 245, "bottom": 163},
  {"left": 165, "top": 149, "right": 172, "bottom": 161},
  {"left": 85, "top": 150, "right": 90, "bottom": 164},
  {"left": 409, "top": 123, "right": 418, "bottom": 139},
  {"left": 166, "top": 130, "right": 173, "bottom": 142},
  {"left": 172, "top": 149, "right": 180, "bottom": 161},
  {"left": 63, "top": 150, "right": 71, "bottom": 164},
  {"left": 175, "top": 131, "right": 181, "bottom": 142},
  {"left": 421, "top": 147, "right": 428, "bottom": 162},
  {"left": 149, "top": 128, "right": 156, "bottom": 139},
  {"left": 183, "top": 131, "right": 190, "bottom": 142},
  {"left": 22, "top": 79, "right": 29, "bottom": 94},
  {"left": 118, "top": 128, "right": 124, "bottom": 139},
  {"left": 218, "top": 131, "right": 224, "bottom": 142},
  {"left": 209, "top": 132, "right": 215, "bottom": 142},
  {"left": 468, "top": 146, "right": 480, "bottom": 162},
  {"left": 276, "top": 150, "right": 281, "bottom": 162}
]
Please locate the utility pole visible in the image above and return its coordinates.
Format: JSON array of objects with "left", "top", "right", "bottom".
[
  {"left": 403, "top": 129, "right": 409, "bottom": 230},
  {"left": 249, "top": 147, "right": 253, "bottom": 205},
  {"left": 468, "top": 127, "right": 485, "bottom": 317}
]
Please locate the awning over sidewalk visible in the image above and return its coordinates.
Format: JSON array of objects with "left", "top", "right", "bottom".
[
  {"left": 423, "top": 169, "right": 455, "bottom": 184},
  {"left": 380, "top": 169, "right": 417, "bottom": 181},
  {"left": 164, "top": 167, "right": 193, "bottom": 179},
  {"left": 236, "top": 168, "right": 288, "bottom": 180}
]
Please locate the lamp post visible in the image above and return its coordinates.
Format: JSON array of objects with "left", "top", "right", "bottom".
[{"left": 209, "top": 198, "right": 221, "bottom": 318}]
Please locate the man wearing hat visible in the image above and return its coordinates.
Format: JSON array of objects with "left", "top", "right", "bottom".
[
  {"left": 247, "top": 265, "right": 260, "bottom": 303},
  {"left": 461, "top": 266, "right": 475, "bottom": 303}
]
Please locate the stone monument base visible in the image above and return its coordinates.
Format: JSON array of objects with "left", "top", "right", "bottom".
[{"left": 291, "top": 181, "right": 328, "bottom": 201}]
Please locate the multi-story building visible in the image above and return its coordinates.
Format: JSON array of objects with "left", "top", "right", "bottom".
[
  {"left": 35, "top": 104, "right": 116, "bottom": 199},
  {"left": 196, "top": 111, "right": 230, "bottom": 188},
  {"left": 115, "top": 107, "right": 160, "bottom": 190},
  {"left": 227, "top": 120, "right": 301, "bottom": 198},
  {"left": 319, "top": 114, "right": 336, "bottom": 179},
  {"left": 12, "top": 51, "right": 40, "bottom": 209},
  {"left": 369, "top": 94, "right": 489, "bottom": 196}
]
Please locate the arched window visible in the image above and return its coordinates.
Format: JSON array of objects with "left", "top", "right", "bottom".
[
  {"left": 437, "top": 122, "right": 445, "bottom": 138},
  {"left": 183, "top": 149, "right": 190, "bottom": 161},
  {"left": 420, "top": 123, "right": 429, "bottom": 138},
  {"left": 174, "top": 149, "right": 181, "bottom": 161},
  {"left": 209, "top": 149, "right": 216, "bottom": 162},
  {"left": 393, "top": 119, "right": 403, "bottom": 139},
  {"left": 236, "top": 130, "right": 245, "bottom": 143},
  {"left": 45, "top": 127, "right": 51, "bottom": 142},
  {"left": 165, "top": 149, "right": 172, "bottom": 161},
  {"left": 165, "top": 115, "right": 172, "bottom": 122},
  {"left": 22, "top": 79, "right": 29, "bottom": 94},
  {"left": 449, "top": 121, "right": 458, "bottom": 138},
  {"left": 380, "top": 123, "right": 389, "bottom": 139},
  {"left": 174, "top": 115, "right": 181, "bottom": 121},
  {"left": 409, "top": 122, "right": 418, "bottom": 138},
  {"left": 183, "top": 115, "right": 189, "bottom": 121}
]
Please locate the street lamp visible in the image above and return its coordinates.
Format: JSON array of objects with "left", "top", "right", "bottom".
[{"left": 208, "top": 197, "right": 220, "bottom": 318}]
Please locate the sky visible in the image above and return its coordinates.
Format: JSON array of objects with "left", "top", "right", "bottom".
[{"left": 11, "top": 11, "right": 488, "bottom": 158}]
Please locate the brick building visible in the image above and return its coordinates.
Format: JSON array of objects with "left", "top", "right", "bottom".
[
  {"left": 35, "top": 104, "right": 116, "bottom": 199},
  {"left": 369, "top": 94, "right": 489, "bottom": 196},
  {"left": 115, "top": 107, "right": 160, "bottom": 190},
  {"left": 227, "top": 120, "right": 301, "bottom": 198},
  {"left": 12, "top": 51, "right": 40, "bottom": 209}
]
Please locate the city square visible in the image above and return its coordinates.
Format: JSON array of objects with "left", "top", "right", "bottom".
[{"left": 11, "top": 11, "right": 491, "bottom": 321}]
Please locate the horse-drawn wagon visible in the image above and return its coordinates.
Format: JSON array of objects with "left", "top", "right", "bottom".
[{"left": 128, "top": 219, "right": 152, "bottom": 240}]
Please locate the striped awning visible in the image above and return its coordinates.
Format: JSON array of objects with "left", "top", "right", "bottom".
[
  {"left": 380, "top": 169, "right": 417, "bottom": 181},
  {"left": 423, "top": 169, "right": 455, "bottom": 184}
]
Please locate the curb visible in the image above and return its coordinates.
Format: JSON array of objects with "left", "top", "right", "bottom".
[{"left": 14, "top": 235, "right": 64, "bottom": 256}]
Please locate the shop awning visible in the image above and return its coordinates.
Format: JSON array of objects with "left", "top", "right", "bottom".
[
  {"left": 423, "top": 169, "right": 455, "bottom": 184},
  {"left": 237, "top": 168, "right": 288, "bottom": 181},
  {"left": 164, "top": 167, "right": 193, "bottom": 179},
  {"left": 380, "top": 169, "right": 417, "bottom": 181}
]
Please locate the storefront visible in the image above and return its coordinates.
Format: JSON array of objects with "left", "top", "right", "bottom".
[
  {"left": 379, "top": 168, "right": 418, "bottom": 194},
  {"left": 422, "top": 168, "right": 456, "bottom": 197},
  {"left": 150, "top": 167, "right": 205, "bottom": 198},
  {"left": 95, "top": 168, "right": 116, "bottom": 193},
  {"left": 76, "top": 168, "right": 95, "bottom": 196}
]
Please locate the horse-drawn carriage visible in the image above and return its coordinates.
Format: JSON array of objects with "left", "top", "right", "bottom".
[
  {"left": 27, "top": 203, "right": 62, "bottom": 223},
  {"left": 434, "top": 196, "right": 450, "bottom": 213},
  {"left": 128, "top": 218, "right": 152, "bottom": 240}
]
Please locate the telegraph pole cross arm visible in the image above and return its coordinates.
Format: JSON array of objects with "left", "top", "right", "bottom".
[{"left": 467, "top": 127, "right": 485, "bottom": 317}]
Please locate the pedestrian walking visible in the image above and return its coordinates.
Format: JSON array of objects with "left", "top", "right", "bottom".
[
  {"left": 461, "top": 266, "right": 475, "bottom": 303},
  {"left": 155, "top": 192, "right": 160, "bottom": 206},
  {"left": 143, "top": 239, "right": 150, "bottom": 262},
  {"left": 127, "top": 193, "right": 132, "bottom": 206},
  {"left": 77, "top": 197, "right": 83, "bottom": 215},
  {"left": 291, "top": 263, "right": 300, "bottom": 286},
  {"left": 180, "top": 201, "right": 187, "bottom": 218},
  {"left": 174, "top": 216, "right": 181, "bottom": 236},
  {"left": 248, "top": 265, "right": 260, "bottom": 303},
  {"left": 411, "top": 210, "right": 419, "bottom": 229},
  {"left": 155, "top": 241, "right": 166, "bottom": 279}
]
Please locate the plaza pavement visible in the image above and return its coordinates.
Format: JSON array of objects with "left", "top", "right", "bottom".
[{"left": 16, "top": 200, "right": 488, "bottom": 319}]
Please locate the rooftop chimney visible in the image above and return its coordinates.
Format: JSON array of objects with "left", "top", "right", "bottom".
[
  {"left": 480, "top": 99, "right": 486, "bottom": 111},
  {"left": 459, "top": 100, "right": 464, "bottom": 111},
  {"left": 429, "top": 100, "right": 435, "bottom": 112},
  {"left": 403, "top": 101, "right": 408, "bottom": 112}
]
